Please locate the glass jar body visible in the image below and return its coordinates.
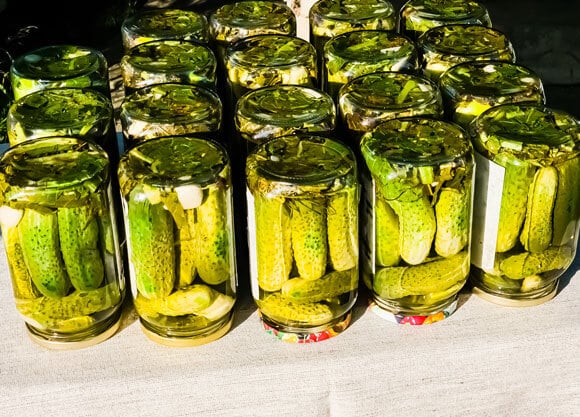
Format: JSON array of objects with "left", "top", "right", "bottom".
[
  {"left": 469, "top": 104, "right": 580, "bottom": 306},
  {"left": 360, "top": 117, "right": 474, "bottom": 324},
  {"left": 246, "top": 134, "right": 359, "bottom": 342},
  {"left": 0, "top": 137, "right": 125, "bottom": 348},
  {"left": 118, "top": 136, "right": 237, "bottom": 345}
]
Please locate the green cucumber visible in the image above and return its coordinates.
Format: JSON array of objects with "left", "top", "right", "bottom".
[
  {"left": 281, "top": 269, "right": 358, "bottom": 303},
  {"left": 18, "top": 208, "right": 71, "bottom": 298},
  {"left": 127, "top": 190, "right": 175, "bottom": 299},
  {"left": 58, "top": 205, "right": 105, "bottom": 291}
]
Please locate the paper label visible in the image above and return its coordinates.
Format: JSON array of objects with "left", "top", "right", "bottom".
[
  {"left": 246, "top": 188, "right": 260, "bottom": 301},
  {"left": 470, "top": 152, "right": 504, "bottom": 271}
]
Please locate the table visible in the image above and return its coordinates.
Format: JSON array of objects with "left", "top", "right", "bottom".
[{"left": 1, "top": 236, "right": 578, "bottom": 417}]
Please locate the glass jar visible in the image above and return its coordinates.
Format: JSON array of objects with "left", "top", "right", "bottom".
[
  {"left": 246, "top": 133, "right": 359, "bottom": 342},
  {"left": 469, "top": 103, "right": 580, "bottom": 306},
  {"left": 360, "top": 117, "right": 474, "bottom": 324},
  {"left": 309, "top": 0, "right": 396, "bottom": 78},
  {"left": 120, "top": 39, "right": 217, "bottom": 95},
  {"left": 120, "top": 8, "right": 209, "bottom": 52},
  {"left": 119, "top": 83, "right": 222, "bottom": 150},
  {"left": 399, "top": 0, "right": 491, "bottom": 40},
  {"left": 439, "top": 61, "right": 545, "bottom": 128},
  {"left": 338, "top": 71, "right": 443, "bottom": 144},
  {"left": 208, "top": 0, "right": 296, "bottom": 66},
  {"left": 418, "top": 24, "right": 515, "bottom": 81},
  {"left": 225, "top": 34, "right": 317, "bottom": 102},
  {"left": 6, "top": 87, "right": 117, "bottom": 163},
  {"left": 234, "top": 85, "right": 336, "bottom": 155},
  {"left": 0, "top": 137, "right": 125, "bottom": 348},
  {"left": 323, "top": 29, "right": 420, "bottom": 101},
  {"left": 118, "top": 135, "right": 236, "bottom": 346},
  {"left": 9, "top": 45, "right": 110, "bottom": 100}
]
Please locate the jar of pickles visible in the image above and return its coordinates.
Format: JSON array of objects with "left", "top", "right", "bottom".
[
  {"left": 0, "top": 137, "right": 125, "bottom": 348},
  {"left": 469, "top": 103, "right": 580, "bottom": 306},
  {"left": 118, "top": 135, "right": 237, "bottom": 346},
  {"left": 120, "top": 8, "right": 209, "bottom": 52},
  {"left": 225, "top": 34, "right": 317, "bottom": 103},
  {"left": 119, "top": 83, "right": 222, "bottom": 150},
  {"left": 6, "top": 87, "right": 118, "bottom": 164},
  {"left": 309, "top": 0, "right": 396, "bottom": 78},
  {"left": 208, "top": 0, "right": 297, "bottom": 66},
  {"left": 338, "top": 71, "right": 443, "bottom": 144},
  {"left": 438, "top": 61, "right": 546, "bottom": 128},
  {"left": 234, "top": 84, "right": 336, "bottom": 156},
  {"left": 417, "top": 24, "right": 515, "bottom": 80},
  {"left": 120, "top": 39, "right": 217, "bottom": 94},
  {"left": 323, "top": 30, "right": 420, "bottom": 101},
  {"left": 246, "top": 134, "right": 359, "bottom": 342},
  {"left": 360, "top": 117, "right": 474, "bottom": 324},
  {"left": 399, "top": 0, "right": 492, "bottom": 40},
  {"left": 10, "top": 45, "right": 110, "bottom": 100}
]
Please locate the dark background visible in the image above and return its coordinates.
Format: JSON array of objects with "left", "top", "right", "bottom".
[{"left": 0, "top": 0, "right": 577, "bottom": 117}]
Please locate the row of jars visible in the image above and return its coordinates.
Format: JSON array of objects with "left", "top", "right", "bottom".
[
  {"left": 0, "top": 0, "right": 579, "bottom": 348},
  {"left": 3, "top": 106, "right": 579, "bottom": 347}
]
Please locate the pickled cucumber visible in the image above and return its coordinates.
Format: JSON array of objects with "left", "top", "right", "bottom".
[
  {"left": 18, "top": 208, "right": 71, "bottom": 298},
  {"left": 520, "top": 166, "right": 558, "bottom": 253},
  {"left": 400, "top": 252, "right": 468, "bottom": 293},
  {"left": 385, "top": 185, "right": 436, "bottom": 266},
  {"left": 400, "top": 251, "right": 469, "bottom": 294},
  {"left": 134, "top": 284, "right": 234, "bottom": 321},
  {"left": 375, "top": 194, "right": 401, "bottom": 267},
  {"left": 434, "top": 185, "right": 470, "bottom": 257},
  {"left": 258, "top": 293, "right": 334, "bottom": 326},
  {"left": 16, "top": 282, "right": 121, "bottom": 321},
  {"left": 127, "top": 190, "right": 175, "bottom": 299},
  {"left": 58, "top": 205, "right": 105, "bottom": 291},
  {"left": 3, "top": 225, "right": 41, "bottom": 299},
  {"left": 327, "top": 188, "right": 358, "bottom": 271},
  {"left": 373, "top": 266, "right": 410, "bottom": 299},
  {"left": 552, "top": 157, "right": 580, "bottom": 246},
  {"left": 290, "top": 198, "right": 328, "bottom": 280},
  {"left": 281, "top": 269, "right": 358, "bottom": 303},
  {"left": 496, "top": 161, "right": 536, "bottom": 252},
  {"left": 255, "top": 195, "right": 292, "bottom": 292},
  {"left": 499, "top": 246, "right": 573, "bottom": 279},
  {"left": 195, "top": 187, "right": 230, "bottom": 285}
]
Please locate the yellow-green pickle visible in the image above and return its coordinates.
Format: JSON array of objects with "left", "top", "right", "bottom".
[
  {"left": 246, "top": 134, "right": 359, "bottom": 342},
  {"left": 118, "top": 136, "right": 237, "bottom": 346},
  {"left": 469, "top": 103, "right": 580, "bottom": 306},
  {"left": 0, "top": 137, "right": 125, "bottom": 348},
  {"left": 360, "top": 117, "right": 474, "bottom": 324}
]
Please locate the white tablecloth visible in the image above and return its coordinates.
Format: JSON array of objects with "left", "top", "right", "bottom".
[{"left": 0, "top": 236, "right": 579, "bottom": 417}]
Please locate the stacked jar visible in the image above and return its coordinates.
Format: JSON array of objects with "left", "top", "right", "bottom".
[
  {"left": 117, "top": 7, "right": 238, "bottom": 346},
  {"left": 8, "top": 45, "right": 119, "bottom": 163},
  {"left": 309, "top": 0, "right": 397, "bottom": 81},
  {"left": 400, "top": 0, "right": 580, "bottom": 310},
  {"left": 246, "top": 133, "right": 360, "bottom": 342},
  {"left": 118, "top": 8, "right": 223, "bottom": 152}
]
